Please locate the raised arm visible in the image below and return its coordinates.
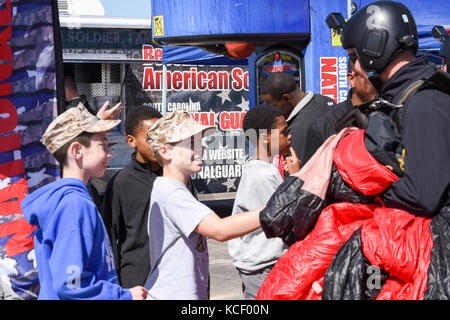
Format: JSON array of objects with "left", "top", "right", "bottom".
[{"left": 195, "top": 207, "right": 263, "bottom": 242}]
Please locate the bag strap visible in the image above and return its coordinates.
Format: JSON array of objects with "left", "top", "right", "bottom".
[{"left": 396, "top": 79, "right": 425, "bottom": 105}]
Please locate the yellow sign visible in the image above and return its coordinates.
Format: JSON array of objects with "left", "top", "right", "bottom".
[
  {"left": 331, "top": 28, "right": 342, "bottom": 47},
  {"left": 153, "top": 15, "right": 164, "bottom": 37}
]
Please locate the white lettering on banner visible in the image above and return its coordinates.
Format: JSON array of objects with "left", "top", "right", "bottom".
[
  {"left": 191, "top": 164, "right": 242, "bottom": 180},
  {"left": 142, "top": 67, "right": 249, "bottom": 91},
  {"left": 207, "top": 148, "right": 245, "bottom": 161},
  {"left": 320, "top": 56, "right": 348, "bottom": 103},
  {"left": 191, "top": 147, "right": 246, "bottom": 180},
  {"left": 167, "top": 101, "right": 201, "bottom": 112}
]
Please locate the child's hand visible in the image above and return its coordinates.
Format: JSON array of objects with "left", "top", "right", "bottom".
[
  {"left": 129, "top": 286, "right": 148, "bottom": 300},
  {"left": 96, "top": 101, "right": 123, "bottom": 120},
  {"left": 284, "top": 147, "right": 301, "bottom": 174}
]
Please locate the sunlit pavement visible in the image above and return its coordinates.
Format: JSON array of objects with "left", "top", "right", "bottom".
[{"left": 208, "top": 239, "right": 244, "bottom": 300}]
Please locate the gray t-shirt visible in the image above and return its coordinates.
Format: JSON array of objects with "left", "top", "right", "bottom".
[
  {"left": 144, "top": 177, "right": 213, "bottom": 300},
  {"left": 228, "top": 159, "right": 288, "bottom": 273}
]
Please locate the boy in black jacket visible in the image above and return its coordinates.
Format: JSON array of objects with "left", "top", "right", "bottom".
[
  {"left": 101, "top": 106, "right": 163, "bottom": 288},
  {"left": 101, "top": 106, "right": 199, "bottom": 288}
]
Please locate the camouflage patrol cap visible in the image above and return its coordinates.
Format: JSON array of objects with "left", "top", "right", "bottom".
[
  {"left": 41, "top": 102, "right": 121, "bottom": 154},
  {"left": 146, "top": 110, "right": 216, "bottom": 153}
]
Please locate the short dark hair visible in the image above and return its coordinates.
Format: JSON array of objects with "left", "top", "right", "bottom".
[
  {"left": 261, "top": 72, "right": 298, "bottom": 101},
  {"left": 125, "top": 106, "right": 162, "bottom": 136},
  {"left": 243, "top": 105, "right": 283, "bottom": 138},
  {"left": 52, "top": 131, "right": 93, "bottom": 167}
]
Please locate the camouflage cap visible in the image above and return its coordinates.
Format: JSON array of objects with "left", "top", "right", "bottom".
[
  {"left": 146, "top": 110, "right": 216, "bottom": 153},
  {"left": 41, "top": 102, "right": 121, "bottom": 154}
]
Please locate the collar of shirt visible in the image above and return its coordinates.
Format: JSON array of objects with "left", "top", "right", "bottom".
[
  {"left": 286, "top": 91, "right": 314, "bottom": 123},
  {"left": 130, "top": 152, "right": 162, "bottom": 176}
]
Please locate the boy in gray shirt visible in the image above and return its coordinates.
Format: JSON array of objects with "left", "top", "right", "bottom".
[
  {"left": 144, "top": 110, "right": 265, "bottom": 300},
  {"left": 228, "top": 105, "right": 300, "bottom": 299}
]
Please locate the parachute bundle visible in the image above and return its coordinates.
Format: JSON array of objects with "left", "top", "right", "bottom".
[{"left": 257, "top": 127, "right": 450, "bottom": 300}]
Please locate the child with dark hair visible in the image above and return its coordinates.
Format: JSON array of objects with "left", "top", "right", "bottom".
[
  {"left": 124, "top": 106, "right": 164, "bottom": 138},
  {"left": 101, "top": 106, "right": 163, "bottom": 288},
  {"left": 261, "top": 72, "right": 335, "bottom": 165},
  {"left": 228, "top": 105, "right": 300, "bottom": 299}
]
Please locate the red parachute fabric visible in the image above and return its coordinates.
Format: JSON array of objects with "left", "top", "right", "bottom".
[
  {"left": 257, "top": 129, "right": 394, "bottom": 300},
  {"left": 333, "top": 129, "right": 399, "bottom": 196},
  {"left": 256, "top": 129, "right": 433, "bottom": 300},
  {"left": 256, "top": 202, "right": 377, "bottom": 300},
  {"left": 361, "top": 208, "right": 432, "bottom": 300}
]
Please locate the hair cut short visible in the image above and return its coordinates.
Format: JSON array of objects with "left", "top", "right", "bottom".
[
  {"left": 52, "top": 131, "right": 93, "bottom": 166},
  {"left": 125, "top": 106, "right": 162, "bottom": 136},
  {"left": 261, "top": 72, "right": 298, "bottom": 101},
  {"left": 242, "top": 105, "right": 283, "bottom": 139}
]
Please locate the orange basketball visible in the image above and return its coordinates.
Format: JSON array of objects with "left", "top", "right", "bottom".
[{"left": 224, "top": 42, "right": 256, "bottom": 59}]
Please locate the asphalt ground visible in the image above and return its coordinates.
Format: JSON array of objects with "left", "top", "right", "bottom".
[{"left": 208, "top": 239, "right": 244, "bottom": 300}]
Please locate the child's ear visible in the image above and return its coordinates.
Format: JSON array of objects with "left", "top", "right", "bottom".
[
  {"left": 158, "top": 145, "right": 171, "bottom": 162},
  {"left": 126, "top": 135, "right": 137, "bottom": 148},
  {"left": 68, "top": 141, "right": 83, "bottom": 161}
]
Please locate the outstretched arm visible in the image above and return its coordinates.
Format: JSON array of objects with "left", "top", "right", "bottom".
[{"left": 195, "top": 207, "right": 263, "bottom": 242}]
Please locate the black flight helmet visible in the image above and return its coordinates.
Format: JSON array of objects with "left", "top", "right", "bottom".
[
  {"left": 432, "top": 25, "right": 450, "bottom": 65},
  {"left": 339, "top": 1, "right": 418, "bottom": 74}
]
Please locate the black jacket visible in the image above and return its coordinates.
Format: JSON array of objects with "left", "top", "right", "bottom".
[
  {"left": 303, "top": 92, "right": 354, "bottom": 164},
  {"left": 101, "top": 154, "right": 160, "bottom": 287},
  {"left": 378, "top": 56, "right": 450, "bottom": 217},
  {"left": 287, "top": 93, "right": 335, "bottom": 164}
]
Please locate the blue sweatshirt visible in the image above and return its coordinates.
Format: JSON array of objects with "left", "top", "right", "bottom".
[{"left": 21, "top": 178, "right": 132, "bottom": 300}]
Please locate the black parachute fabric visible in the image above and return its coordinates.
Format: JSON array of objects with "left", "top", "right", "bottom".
[{"left": 322, "top": 227, "right": 387, "bottom": 300}]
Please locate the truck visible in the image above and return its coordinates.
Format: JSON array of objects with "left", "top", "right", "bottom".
[{"left": 0, "top": 0, "right": 447, "bottom": 299}]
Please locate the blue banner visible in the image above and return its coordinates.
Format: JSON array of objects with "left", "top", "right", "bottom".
[
  {"left": 151, "top": 0, "right": 310, "bottom": 45},
  {"left": 0, "top": 0, "right": 60, "bottom": 299}
]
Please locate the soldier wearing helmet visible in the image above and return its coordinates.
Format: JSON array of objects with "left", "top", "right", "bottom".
[{"left": 327, "top": 1, "right": 450, "bottom": 217}]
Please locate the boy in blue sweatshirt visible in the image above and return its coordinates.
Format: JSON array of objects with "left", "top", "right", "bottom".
[{"left": 21, "top": 103, "right": 148, "bottom": 300}]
